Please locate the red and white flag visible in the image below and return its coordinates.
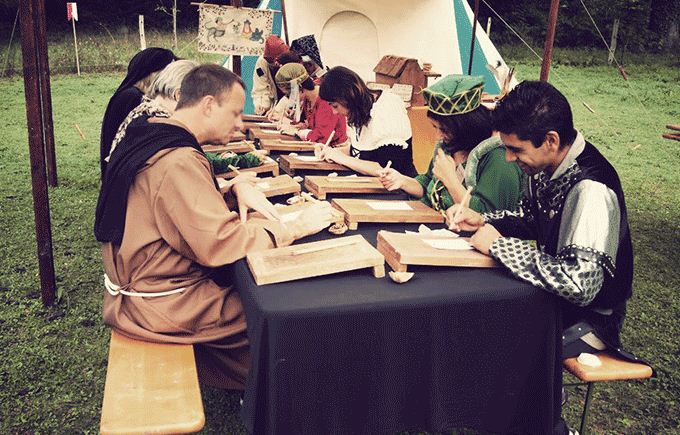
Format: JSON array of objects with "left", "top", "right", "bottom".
[{"left": 67, "top": 3, "right": 78, "bottom": 22}]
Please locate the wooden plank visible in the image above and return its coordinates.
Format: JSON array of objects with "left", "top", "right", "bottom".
[
  {"left": 202, "top": 141, "right": 255, "bottom": 154},
  {"left": 376, "top": 231, "right": 498, "bottom": 272},
  {"left": 662, "top": 133, "right": 680, "bottom": 141},
  {"left": 215, "top": 158, "right": 279, "bottom": 179},
  {"left": 253, "top": 175, "right": 301, "bottom": 197},
  {"left": 247, "top": 235, "right": 385, "bottom": 285},
  {"left": 100, "top": 331, "right": 204, "bottom": 435},
  {"left": 249, "top": 127, "right": 294, "bottom": 142},
  {"left": 278, "top": 154, "right": 349, "bottom": 176},
  {"left": 259, "top": 139, "right": 316, "bottom": 153},
  {"left": 242, "top": 114, "right": 270, "bottom": 122},
  {"left": 243, "top": 121, "right": 278, "bottom": 130},
  {"left": 331, "top": 199, "right": 444, "bottom": 230},
  {"left": 563, "top": 352, "right": 653, "bottom": 382},
  {"left": 305, "top": 175, "right": 389, "bottom": 200},
  {"left": 666, "top": 124, "right": 680, "bottom": 132},
  {"left": 229, "top": 131, "right": 247, "bottom": 142}
]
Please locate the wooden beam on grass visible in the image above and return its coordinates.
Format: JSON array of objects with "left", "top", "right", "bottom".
[
  {"left": 19, "top": 0, "right": 57, "bottom": 306},
  {"left": 540, "top": 0, "right": 560, "bottom": 82}
]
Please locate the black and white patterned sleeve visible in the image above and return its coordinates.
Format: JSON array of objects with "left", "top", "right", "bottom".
[
  {"left": 482, "top": 195, "right": 537, "bottom": 240},
  {"left": 489, "top": 237, "right": 604, "bottom": 306},
  {"left": 488, "top": 180, "right": 620, "bottom": 306}
]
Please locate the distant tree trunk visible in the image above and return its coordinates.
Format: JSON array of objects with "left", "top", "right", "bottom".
[{"left": 648, "top": 0, "right": 678, "bottom": 50}]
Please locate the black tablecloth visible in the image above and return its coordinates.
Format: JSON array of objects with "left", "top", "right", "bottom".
[{"left": 233, "top": 215, "right": 562, "bottom": 435}]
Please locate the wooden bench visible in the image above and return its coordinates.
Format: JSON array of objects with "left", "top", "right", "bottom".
[
  {"left": 100, "top": 330, "right": 205, "bottom": 434},
  {"left": 563, "top": 351, "right": 653, "bottom": 435}
]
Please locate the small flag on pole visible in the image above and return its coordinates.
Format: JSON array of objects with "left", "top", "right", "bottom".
[{"left": 67, "top": 3, "right": 78, "bottom": 22}]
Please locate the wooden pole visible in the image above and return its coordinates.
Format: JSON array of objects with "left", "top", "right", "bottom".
[
  {"left": 231, "top": 0, "right": 241, "bottom": 76},
  {"left": 486, "top": 17, "right": 491, "bottom": 36},
  {"left": 71, "top": 15, "right": 80, "bottom": 76},
  {"left": 139, "top": 15, "right": 146, "bottom": 50},
  {"left": 608, "top": 18, "right": 619, "bottom": 65},
  {"left": 19, "top": 0, "right": 57, "bottom": 306},
  {"left": 280, "top": 0, "right": 290, "bottom": 45},
  {"left": 36, "top": 0, "right": 57, "bottom": 187},
  {"left": 173, "top": 0, "right": 178, "bottom": 51},
  {"left": 467, "top": 0, "right": 480, "bottom": 75},
  {"left": 540, "top": 0, "right": 560, "bottom": 82}
]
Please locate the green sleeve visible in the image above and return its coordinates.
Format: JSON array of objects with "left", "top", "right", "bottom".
[{"left": 468, "top": 147, "right": 524, "bottom": 213}]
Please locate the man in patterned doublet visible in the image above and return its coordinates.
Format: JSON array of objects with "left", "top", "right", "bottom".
[{"left": 448, "top": 81, "right": 638, "bottom": 362}]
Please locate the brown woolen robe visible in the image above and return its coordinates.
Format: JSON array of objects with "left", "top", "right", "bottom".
[{"left": 101, "top": 147, "right": 293, "bottom": 390}]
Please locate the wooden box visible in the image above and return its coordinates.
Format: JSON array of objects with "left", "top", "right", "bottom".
[
  {"left": 202, "top": 141, "right": 255, "bottom": 154},
  {"left": 376, "top": 230, "right": 498, "bottom": 272},
  {"left": 215, "top": 157, "right": 279, "bottom": 179},
  {"left": 258, "top": 139, "right": 316, "bottom": 153},
  {"left": 305, "top": 176, "right": 389, "bottom": 200},
  {"left": 331, "top": 199, "right": 444, "bottom": 230},
  {"left": 278, "top": 154, "right": 348, "bottom": 176}
]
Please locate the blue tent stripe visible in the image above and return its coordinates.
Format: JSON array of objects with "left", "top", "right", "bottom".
[{"left": 452, "top": 0, "right": 500, "bottom": 94}]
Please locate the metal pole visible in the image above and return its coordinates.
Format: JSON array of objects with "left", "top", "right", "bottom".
[
  {"left": 19, "top": 0, "right": 57, "bottom": 306},
  {"left": 540, "top": 0, "right": 560, "bottom": 81},
  {"left": 467, "top": 0, "right": 480, "bottom": 75},
  {"left": 36, "top": 0, "right": 58, "bottom": 187}
]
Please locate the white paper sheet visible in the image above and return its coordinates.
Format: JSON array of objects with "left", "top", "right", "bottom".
[
  {"left": 422, "top": 238, "right": 473, "bottom": 250},
  {"left": 281, "top": 210, "right": 302, "bottom": 223},
  {"left": 256, "top": 182, "right": 271, "bottom": 189},
  {"left": 367, "top": 201, "right": 412, "bottom": 211},
  {"left": 295, "top": 155, "right": 322, "bottom": 162}
]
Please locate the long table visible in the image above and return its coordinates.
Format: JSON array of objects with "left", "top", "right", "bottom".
[{"left": 233, "top": 220, "right": 562, "bottom": 435}]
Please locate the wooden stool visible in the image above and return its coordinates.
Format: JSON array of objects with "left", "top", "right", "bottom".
[
  {"left": 563, "top": 351, "right": 653, "bottom": 435},
  {"left": 100, "top": 330, "right": 205, "bottom": 434}
]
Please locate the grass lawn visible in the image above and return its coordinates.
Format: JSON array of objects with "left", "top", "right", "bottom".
[{"left": 0, "top": 43, "right": 679, "bottom": 433}]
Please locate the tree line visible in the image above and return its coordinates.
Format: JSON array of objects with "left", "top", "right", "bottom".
[{"left": 0, "top": 0, "right": 677, "bottom": 51}]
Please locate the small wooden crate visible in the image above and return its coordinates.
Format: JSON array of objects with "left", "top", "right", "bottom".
[
  {"left": 331, "top": 199, "right": 444, "bottom": 230},
  {"left": 305, "top": 176, "right": 389, "bottom": 200},
  {"left": 278, "top": 154, "right": 348, "bottom": 176},
  {"left": 247, "top": 235, "right": 385, "bottom": 285},
  {"left": 259, "top": 139, "right": 316, "bottom": 153},
  {"left": 202, "top": 141, "right": 255, "bottom": 154},
  {"left": 376, "top": 230, "right": 498, "bottom": 272},
  {"left": 215, "top": 157, "right": 279, "bottom": 179}
]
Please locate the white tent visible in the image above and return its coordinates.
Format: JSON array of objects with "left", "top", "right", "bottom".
[{"left": 242, "top": 0, "right": 513, "bottom": 112}]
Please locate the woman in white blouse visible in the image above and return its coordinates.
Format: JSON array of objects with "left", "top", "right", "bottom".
[{"left": 316, "top": 66, "right": 417, "bottom": 177}]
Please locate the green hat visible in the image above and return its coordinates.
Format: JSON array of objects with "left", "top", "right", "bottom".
[
  {"left": 275, "top": 63, "right": 309, "bottom": 91},
  {"left": 422, "top": 74, "right": 484, "bottom": 116}
]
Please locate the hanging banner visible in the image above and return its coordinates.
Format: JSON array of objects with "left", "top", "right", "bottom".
[
  {"left": 66, "top": 2, "right": 78, "bottom": 21},
  {"left": 198, "top": 4, "right": 274, "bottom": 56}
]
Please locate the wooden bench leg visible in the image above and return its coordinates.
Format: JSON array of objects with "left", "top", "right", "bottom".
[{"left": 580, "top": 382, "right": 595, "bottom": 435}]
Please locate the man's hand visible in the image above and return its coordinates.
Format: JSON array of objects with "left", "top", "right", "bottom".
[
  {"left": 432, "top": 148, "right": 459, "bottom": 187},
  {"left": 379, "top": 168, "right": 405, "bottom": 191},
  {"left": 470, "top": 224, "right": 501, "bottom": 255},
  {"left": 446, "top": 205, "right": 485, "bottom": 232},
  {"left": 232, "top": 182, "right": 281, "bottom": 223},
  {"left": 287, "top": 202, "right": 336, "bottom": 240}
]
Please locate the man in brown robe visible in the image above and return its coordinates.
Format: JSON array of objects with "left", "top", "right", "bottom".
[{"left": 96, "top": 64, "right": 335, "bottom": 389}]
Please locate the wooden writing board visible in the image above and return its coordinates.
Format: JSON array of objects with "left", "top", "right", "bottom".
[
  {"left": 376, "top": 230, "right": 499, "bottom": 272},
  {"left": 249, "top": 127, "right": 294, "bottom": 142},
  {"left": 331, "top": 199, "right": 445, "bottom": 230},
  {"left": 278, "top": 154, "right": 349, "bottom": 176},
  {"left": 259, "top": 139, "right": 316, "bottom": 153},
  {"left": 253, "top": 175, "right": 301, "bottom": 198},
  {"left": 305, "top": 176, "right": 389, "bottom": 200},
  {"left": 202, "top": 141, "right": 255, "bottom": 154},
  {"left": 247, "top": 235, "right": 385, "bottom": 285},
  {"left": 243, "top": 121, "right": 278, "bottom": 131},
  {"left": 229, "top": 131, "right": 247, "bottom": 142},
  {"left": 249, "top": 200, "right": 345, "bottom": 225},
  {"left": 242, "top": 114, "right": 270, "bottom": 122},
  {"left": 215, "top": 157, "right": 279, "bottom": 179}
]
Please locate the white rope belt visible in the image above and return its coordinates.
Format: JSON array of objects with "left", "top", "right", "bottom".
[{"left": 104, "top": 274, "right": 185, "bottom": 298}]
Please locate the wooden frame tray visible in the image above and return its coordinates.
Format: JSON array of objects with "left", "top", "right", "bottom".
[
  {"left": 215, "top": 157, "right": 279, "bottom": 179},
  {"left": 248, "top": 127, "right": 294, "bottom": 142},
  {"left": 305, "top": 176, "right": 389, "bottom": 200},
  {"left": 331, "top": 199, "right": 445, "bottom": 230},
  {"left": 253, "top": 175, "right": 301, "bottom": 197},
  {"left": 258, "top": 139, "right": 316, "bottom": 153},
  {"left": 202, "top": 141, "right": 255, "bottom": 154},
  {"left": 249, "top": 200, "right": 345, "bottom": 225},
  {"left": 228, "top": 131, "right": 247, "bottom": 142},
  {"left": 278, "top": 154, "right": 348, "bottom": 176},
  {"left": 247, "top": 234, "right": 385, "bottom": 285},
  {"left": 376, "top": 230, "right": 498, "bottom": 272},
  {"left": 242, "top": 114, "right": 270, "bottom": 122},
  {"left": 243, "top": 121, "right": 278, "bottom": 130}
]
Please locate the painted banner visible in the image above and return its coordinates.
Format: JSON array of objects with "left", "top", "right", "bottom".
[
  {"left": 66, "top": 2, "right": 78, "bottom": 21},
  {"left": 198, "top": 4, "right": 274, "bottom": 56}
]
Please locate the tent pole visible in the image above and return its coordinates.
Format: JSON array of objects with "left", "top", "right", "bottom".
[
  {"left": 467, "top": 0, "right": 480, "bottom": 75},
  {"left": 540, "top": 0, "right": 560, "bottom": 81},
  {"left": 19, "top": 0, "right": 57, "bottom": 306},
  {"left": 36, "top": 0, "right": 57, "bottom": 187},
  {"left": 231, "top": 0, "right": 241, "bottom": 76},
  {"left": 280, "top": 0, "right": 290, "bottom": 45}
]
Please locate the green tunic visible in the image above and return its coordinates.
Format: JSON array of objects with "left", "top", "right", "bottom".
[{"left": 415, "top": 137, "right": 525, "bottom": 213}]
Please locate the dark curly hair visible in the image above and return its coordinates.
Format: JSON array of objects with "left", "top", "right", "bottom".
[
  {"left": 427, "top": 106, "right": 493, "bottom": 154},
  {"left": 493, "top": 80, "right": 576, "bottom": 148},
  {"left": 319, "top": 66, "right": 375, "bottom": 128}
]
